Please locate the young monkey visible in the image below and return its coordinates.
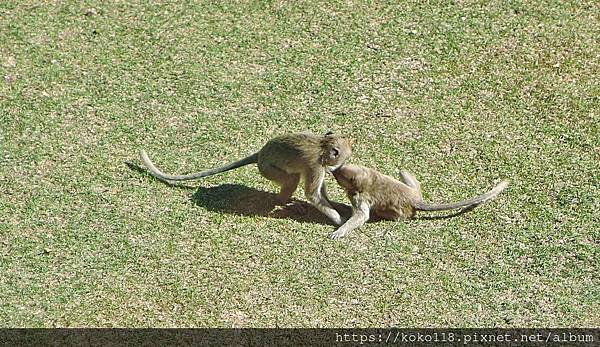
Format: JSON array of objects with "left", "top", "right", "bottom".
[
  {"left": 140, "top": 132, "right": 353, "bottom": 225},
  {"left": 330, "top": 164, "right": 509, "bottom": 239}
]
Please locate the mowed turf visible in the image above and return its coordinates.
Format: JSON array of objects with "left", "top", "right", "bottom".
[{"left": 0, "top": 1, "right": 598, "bottom": 327}]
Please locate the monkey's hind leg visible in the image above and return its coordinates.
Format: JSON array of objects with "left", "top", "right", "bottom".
[
  {"left": 277, "top": 173, "right": 301, "bottom": 205},
  {"left": 400, "top": 170, "right": 423, "bottom": 199},
  {"left": 259, "top": 163, "right": 306, "bottom": 213}
]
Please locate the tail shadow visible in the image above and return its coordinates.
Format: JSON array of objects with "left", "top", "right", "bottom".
[
  {"left": 124, "top": 161, "right": 196, "bottom": 190},
  {"left": 191, "top": 184, "right": 352, "bottom": 225},
  {"left": 415, "top": 205, "right": 478, "bottom": 220}
]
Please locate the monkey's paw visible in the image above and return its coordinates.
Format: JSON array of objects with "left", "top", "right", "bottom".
[{"left": 330, "top": 228, "right": 348, "bottom": 240}]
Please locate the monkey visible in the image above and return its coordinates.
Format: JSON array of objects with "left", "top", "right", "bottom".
[
  {"left": 139, "top": 132, "right": 353, "bottom": 225},
  {"left": 330, "top": 164, "right": 509, "bottom": 239}
]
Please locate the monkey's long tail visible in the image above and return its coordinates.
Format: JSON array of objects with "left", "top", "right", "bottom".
[
  {"left": 415, "top": 180, "right": 509, "bottom": 211},
  {"left": 139, "top": 150, "right": 259, "bottom": 182}
]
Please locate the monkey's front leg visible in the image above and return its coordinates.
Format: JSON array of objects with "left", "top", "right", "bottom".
[
  {"left": 309, "top": 191, "right": 344, "bottom": 225},
  {"left": 305, "top": 170, "right": 345, "bottom": 225},
  {"left": 330, "top": 195, "right": 370, "bottom": 240}
]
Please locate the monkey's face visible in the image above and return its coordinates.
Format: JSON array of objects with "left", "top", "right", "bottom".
[
  {"left": 332, "top": 164, "right": 366, "bottom": 191},
  {"left": 320, "top": 136, "right": 353, "bottom": 171}
]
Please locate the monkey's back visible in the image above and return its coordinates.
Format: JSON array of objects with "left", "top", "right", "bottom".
[
  {"left": 257, "top": 133, "right": 321, "bottom": 173},
  {"left": 367, "top": 169, "right": 419, "bottom": 220}
]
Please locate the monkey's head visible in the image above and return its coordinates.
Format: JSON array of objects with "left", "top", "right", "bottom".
[
  {"left": 319, "top": 133, "right": 353, "bottom": 171},
  {"left": 332, "top": 164, "right": 368, "bottom": 192}
]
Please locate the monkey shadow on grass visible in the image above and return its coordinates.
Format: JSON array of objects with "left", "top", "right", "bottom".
[
  {"left": 125, "top": 161, "right": 348, "bottom": 225},
  {"left": 191, "top": 184, "right": 353, "bottom": 225},
  {"left": 126, "top": 161, "right": 470, "bottom": 224}
]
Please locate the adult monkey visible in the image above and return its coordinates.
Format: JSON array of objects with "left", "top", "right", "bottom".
[
  {"left": 140, "top": 132, "right": 353, "bottom": 225},
  {"left": 331, "top": 164, "right": 509, "bottom": 239}
]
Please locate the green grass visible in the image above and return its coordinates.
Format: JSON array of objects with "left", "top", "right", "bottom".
[{"left": 1, "top": 0, "right": 598, "bottom": 327}]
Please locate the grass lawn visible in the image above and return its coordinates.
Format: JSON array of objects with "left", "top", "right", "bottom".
[{"left": 1, "top": 0, "right": 598, "bottom": 327}]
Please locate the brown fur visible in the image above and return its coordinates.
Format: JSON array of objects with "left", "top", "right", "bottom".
[
  {"left": 140, "top": 132, "right": 353, "bottom": 225},
  {"left": 330, "top": 164, "right": 509, "bottom": 239}
]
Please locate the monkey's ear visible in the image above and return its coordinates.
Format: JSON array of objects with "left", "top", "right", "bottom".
[
  {"left": 348, "top": 137, "right": 355, "bottom": 146},
  {"left": 331, "top": 147, "right": 340, "bottom": 157}
]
